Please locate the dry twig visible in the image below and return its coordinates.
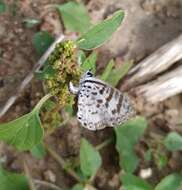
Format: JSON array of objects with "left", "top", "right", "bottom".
[
  {"left": 23, "top": 161, "right": 37, "bottom": 190},
  {"left": 126, "top": 34, "right": 182, "bottom": 89},
  {"left": 135, "top": 65, "right": 182, "bottom": 103},
  {"left": 122, "top": 33, "right": 182, "bottom": 103},
  {"left": 45, "top": 144, "right": 82, "bottom": 183},
  {"left": 34, "top": 179, "right": 64, "bottom": 190}
]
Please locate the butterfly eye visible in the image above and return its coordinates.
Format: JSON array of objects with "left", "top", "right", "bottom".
[{"left": 86, "top": 71, "right": 93, "bottom": 77}]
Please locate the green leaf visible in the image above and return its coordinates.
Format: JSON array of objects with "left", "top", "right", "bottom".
[
  {"left": 74, "top": 166, "right": 87, "bottom": 181},
  {"left": 0, "top": 167, "right": 29, "bottom": 190},
  {"left": 80, "top": 138, "right": 102, "bottom": 177},
  {"left": 30, "top": 142, "right": 46, "bottom": 159},
  {"left": 100, "top": 60, "right": 133, "bottom": 86},
  {"left": 115, "top": 116, "right": 148, "bottom": 173},
  {"left": 56, "top": 2, "right": 91, "bottom": 34},
  {"left": 71, "top": 184, "right": 84, "bottom": 190},
  {"left": 33, "top": 31, "right": 54, "bottom": 56},
  {"left": 164, "top": 132, "right": 182, "bottom": 151},
  {"left": 23, "top": 18, "right": 41, "bottom": 28},
  {"left": 121, "top": 173, "right": 153, "bottom": 190},
  {"left": 35, "top": 64, "right": 56, "bottom": 80},
  {"left": 0, "top": 111, "right": 43, "bottom": 151},
  {"left": 81, "top": 52, "right": 97, "bottom": 74},
  {"left": 155, "top": 173, "right": 182, "bottom": 190},
  {"left": 106, "top": 60, "right": 133, "bottom": 86},
  {"left": 77, "top": 10, "right": 125, "bottom": 50},
  {"left": 0, "top": 0, "right": 6, "bottom": 14},
  {"left": 0, "top": 94, "right": 51, "bottom": 151},
  {"left": 100, "top": 59, "right": 115, "bottom": 81},
  {"left": 77, "top": 50, "right": 86, "bottom": 66},
  {"left": 155, "top": 153, "right": 168, "bottom": 170},
  {"left": 64, "top": 104, "right": 74, "bottom": 116}
]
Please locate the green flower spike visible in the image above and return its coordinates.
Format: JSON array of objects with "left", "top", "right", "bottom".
[{"left": 46, "top": 40, "right": 81, "bottom": 105}]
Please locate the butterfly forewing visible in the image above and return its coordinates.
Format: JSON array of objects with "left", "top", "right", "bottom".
[{"left": 77, "top": 77, "right": 135, "bottom": 130}]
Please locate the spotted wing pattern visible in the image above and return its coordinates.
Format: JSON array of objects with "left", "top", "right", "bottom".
[{"left": 77, "top": 77, "right": 135, "bottom": 130}]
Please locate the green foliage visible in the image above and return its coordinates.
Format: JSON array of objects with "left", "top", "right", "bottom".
[
  {"left": 77, "top": 10, "right": 125, "bottom": 50},
  {"left": 56, "top": 1, "right": 91, "bottom": 34},
  {"left": 77, "top": 50, "right": 86, "bottom": 66},
  {"left": 41, "top": 99, "right": 56, "bottom": 111},
  {"left": 101, "top": 60, "right": 133, "bottom": 86},
  {"left": 40, "top": 97, "right": 63, "bottom": 130},
  {"left": 100, "top": 59, "right": 115, "bottom": 81},
  {"left": 155, "top": 173, "right": 182, "bottom": 190},
  {"left": 0, "top": 94, "right": 51, "bottom": 151},
  {"left": 0, "top": 110, "right": 43, "bottom": 151},
  {"left": 115, "top": 116, "right": 148, "bottom": 173},
  {"left": 64, "top": 102, "right": 74, "bottom": 116},
  {"left": 80, "top": 52, "right": 97, "bottom": 74},
  {"left": 30, "top": 142, "right": 46, "bottom": 159},
  {"left": 107, "top": 60, "right": 133, "bottom": 86},
  {"left": 80, "top": 138, "right": 102, "bottom": 177},
  {"left": 155, "top": 153, "right": 168, "bottom": 170},
  {"left": 121, "top": 173, "right": 153, "bottom": 190},
  {"left": 33, "top": 31, "right": 54, "bottom": 56},
  {"left": 43, "top": 110, "right": 63, "bottom": 129},
  {"left": 35, "top": 63, "right": 56, "bottom": 80},
  {"left": 71, "top": 184, "right": 84, "bottom": 190},
  {"left": 23, "top": 18, "right": 41, "bottom": 28},
  {"left": 74, "top": 166, "right": 88, "bottom": 181},
  {"left": 0, "top": 0, "right": 6, "bottom": 14},
  {"left": 164, "top": 132, "right": 182, "bottom": 151},
  {"left": 0, "top": 167, "right": 29, "bottom": 190}
]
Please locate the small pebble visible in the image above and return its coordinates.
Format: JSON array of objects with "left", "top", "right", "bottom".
[{"left": 139, "top": 168, "right": 152, "bottom": 179}]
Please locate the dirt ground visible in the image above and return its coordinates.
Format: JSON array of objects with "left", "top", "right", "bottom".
[{"left": 0, "top": 0, "right": 182, "bottom": 189}]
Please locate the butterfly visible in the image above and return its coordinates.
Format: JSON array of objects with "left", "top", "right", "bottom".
[{"left": 69, "top": 70, "right": 135, "bottom": 130}]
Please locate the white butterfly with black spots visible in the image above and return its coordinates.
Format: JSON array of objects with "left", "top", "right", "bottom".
[{"left": 69, "top": 71, "right": 135, "bottom": 130}]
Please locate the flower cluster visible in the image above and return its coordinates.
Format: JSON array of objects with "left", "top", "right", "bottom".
[{"left": 46, "top": 40, "right": 81, "bottom": 105}]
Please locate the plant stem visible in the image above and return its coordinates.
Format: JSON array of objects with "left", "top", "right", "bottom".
[
  {"left": 34, "top": 93, "right": 53, "bottom": 112},
  {"left": 95, "top": 138, "right": 113, "bottom": 151},
  {"left": 34, "top": 179, "right": 65, "bottom": 190},
  {"left": 45, "top": 144, "right": 82, "bottom": 183},
  {"left": 23, "top": 161, "right": 37, "bottom": 190}
]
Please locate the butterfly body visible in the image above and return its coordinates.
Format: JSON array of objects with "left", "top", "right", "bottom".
[{"left": 69, "top": 71, "right": 135, "bottom": 130}]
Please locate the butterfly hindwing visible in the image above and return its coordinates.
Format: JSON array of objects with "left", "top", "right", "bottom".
[
  {"left": 77, "top": 77, "right": 135, "bottom": 130},
  {"left": 77, "top": 78, "right": 107, "bottom": 130}
]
